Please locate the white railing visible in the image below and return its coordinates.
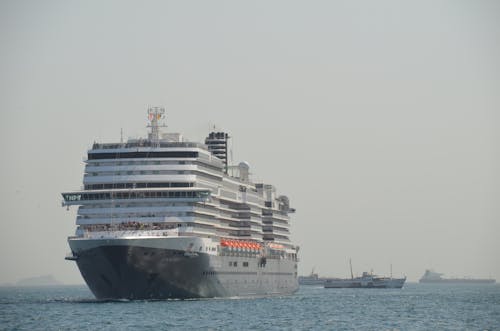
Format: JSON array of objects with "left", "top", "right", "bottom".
[{"left": 82, "top": 228, "right": 179, "bottom": 239}]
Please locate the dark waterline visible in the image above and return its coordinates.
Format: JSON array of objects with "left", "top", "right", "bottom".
[{"left": 1, "top": 283, "right": 499, "bottom": 330}]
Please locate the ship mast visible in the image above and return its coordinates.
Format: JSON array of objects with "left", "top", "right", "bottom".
[{"left": 147, "top": 106, "right": 167, "bottom": 147}]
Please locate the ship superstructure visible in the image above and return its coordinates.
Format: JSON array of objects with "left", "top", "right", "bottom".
[{"left": 62, "top": 108, "right": 299, "bottom": 299}]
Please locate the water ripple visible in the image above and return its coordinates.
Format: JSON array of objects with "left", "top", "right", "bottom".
[{"left": 0, "top": 284, "right": 499, "bottom": 330}]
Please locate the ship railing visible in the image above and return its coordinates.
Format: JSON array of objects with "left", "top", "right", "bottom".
[
  {"left": 92, "top": 141, "right": 207, "bottom": 150},
  {"left": 81, "top": 229, "right": 179, "bottom": 239}
]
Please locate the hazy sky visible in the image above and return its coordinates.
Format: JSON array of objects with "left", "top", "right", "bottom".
[{"left": 1, "top": 0, "right": 499, "bottom": 284}]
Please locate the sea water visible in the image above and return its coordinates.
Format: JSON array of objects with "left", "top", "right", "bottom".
[{"left": 1, "top": 283, "right": 499, "bottom": 330}]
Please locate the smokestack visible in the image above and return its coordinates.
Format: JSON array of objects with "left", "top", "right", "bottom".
[{"left": 205, "top": 131, "right": 230, "bottom": 173}]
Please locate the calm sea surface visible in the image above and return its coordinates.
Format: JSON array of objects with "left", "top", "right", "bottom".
[{"left": 0, "top": 283, "right": 499, "bottom": 330}]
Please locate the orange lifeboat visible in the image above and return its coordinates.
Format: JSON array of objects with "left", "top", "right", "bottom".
[{"left": 220, "top": 238, "right": 264, "bottom": 252}]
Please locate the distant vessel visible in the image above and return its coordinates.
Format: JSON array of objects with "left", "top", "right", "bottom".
[
  {"left": 325, "top": 272, "right": 406, "bottom": 289},
  {"left": 298, "top": 268, "right": 328, "bottom": 286},
  {"left": 419, "top": 270, "right": 496, "bottom": 284},
  {"left": 16, "top": 275, "right": 63, "bottom": 287},
  {"left": 324, "top": 260, "right": 406, "bottom": 289}
]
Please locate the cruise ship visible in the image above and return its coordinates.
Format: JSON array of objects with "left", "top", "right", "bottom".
[{"left": 62, "top": 107, "right": 299, "bottom": 299}]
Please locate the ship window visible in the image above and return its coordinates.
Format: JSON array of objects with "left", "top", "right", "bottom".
[
  {"left": 243, "top": 262, "right": 249, "bottom": 267},
  {"left": 87, "top": 151, "right": 199, "bottom": 160},
  {"left": 233, "top": 262, "right": 237, "bottom": 267}
]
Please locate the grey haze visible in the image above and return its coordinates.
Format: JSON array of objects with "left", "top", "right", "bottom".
[{"left": 0, "top": 0, "right": 499, "bottom": 284}]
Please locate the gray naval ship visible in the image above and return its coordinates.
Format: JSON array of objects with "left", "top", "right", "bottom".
[{"left": 62, "top": 107, "right": 299, "bottom": 299}]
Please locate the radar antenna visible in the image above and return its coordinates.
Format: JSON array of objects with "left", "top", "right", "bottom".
[{"left": 147, "top": 107, "right": 167, "bottom": 147}]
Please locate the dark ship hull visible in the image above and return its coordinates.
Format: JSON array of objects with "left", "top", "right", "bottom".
[
  {"left": 75, "top": 246, "right": 220, "bottom": 299},
  {"left": 324, "top": 277, "right": 406, "bottom": 289},
  {"left": 70, "top": 238, "right": 298, "bottom": 300}
]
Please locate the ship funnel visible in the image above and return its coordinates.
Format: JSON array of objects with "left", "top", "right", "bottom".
[{"left": 205, "top": 131, "right": 230, "bottom": 172}]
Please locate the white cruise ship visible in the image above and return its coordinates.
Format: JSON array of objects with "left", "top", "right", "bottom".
[{"left": 62, "top": 107, "right": 299, "bottom": 299}]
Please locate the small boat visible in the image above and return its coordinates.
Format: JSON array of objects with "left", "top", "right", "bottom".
[
  {"left": 298, "top": 268, "right": 328, "bottom": 286},
  {"left": 324, "top": 260, "right": 406, "bottom": 289},
  {"left": 325, "top": 272, "right": 406, "bottom": 288}
]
